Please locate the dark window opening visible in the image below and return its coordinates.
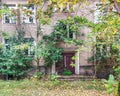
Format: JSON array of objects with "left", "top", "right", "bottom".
[
  {"left": 28, "top": 4, "right": 34, "bottom": 10},
  {"left": 21, "top": 4, "right": 35, "bottom": 23},
  {"left": 23, "top": 38, "right": 34, "bottom": 43},
  {"left": 29, "top": 16, "right": 33, "bottom": 23},
  {"left": 23, "top": 38, "right": 35, "bottom": 56},
  {"left": 69, "top": 32, "right": 73, "bottom": 39},
  {"left": 5, "top": 15, "right": 10, "bottom": 23}
]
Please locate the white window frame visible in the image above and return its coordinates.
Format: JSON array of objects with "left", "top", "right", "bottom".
[
  {"left": 94, "top": 2, "right": 115, "bottom": 23},
  {"left": 21, "top": 5, "right": 36, "bottom": 24},
  {"left": 23, "top": 38, "right": 35, "bottom": 56},
  {"left": 3, "top": 38, "right": 11, "bottom": 50},
  {"left": 66, "top": 24, "right": 76, "bottom": 39},
  {"left": 94, "top": 3, "right": 103, "bottom": 23},
  {"left": 3, "top": 4, "right": 17, "bottom": 24},
  {"left": 53, "top": 3, "right": 76, "bottom": 13}
]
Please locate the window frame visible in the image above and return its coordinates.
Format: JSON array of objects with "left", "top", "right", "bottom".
[
  {"left": 20, "top": 4, "right": 36, "bottom": 24},
  {"left": 3, "top": 4, "right": 17, "bottom": 24},
  {"left": 53, "top": 3, "right": 76, "bottom": 13},
  {"left": 23, "top": 37, "right": 35, "bottom": 56}
]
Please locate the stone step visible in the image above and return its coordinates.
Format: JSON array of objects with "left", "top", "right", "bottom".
[{"left": 58, "top": 75, "right": 95, "bottom": 81}]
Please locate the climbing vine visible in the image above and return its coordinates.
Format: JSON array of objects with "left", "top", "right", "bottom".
[
  {"left": 41, "top": 16, "right": 91, "bottom": 67},
  {"left": 43, "top": 16, "right": 90, "bottom": 45}
]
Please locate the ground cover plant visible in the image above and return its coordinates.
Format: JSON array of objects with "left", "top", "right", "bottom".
[{"left": 0, "top": 79, "right": 114, "bottom": 96}]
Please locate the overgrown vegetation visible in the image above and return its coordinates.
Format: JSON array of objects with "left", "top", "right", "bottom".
[
  {"left": 41, "top": 16, "right": 91, "bottom": 68},
  {"left": 43, "top": 16, "right": 90, "bottom": 44},
  {"left": 89, "top": 13, "right": 120, "bottom": 78},
  {"left": 0, "top": 30, "right": 33, "bottom": 80},
  {"left": 88, "top": 1, "right": 120, "bottom": 95},
  {"left": 103, "top": 74, "right": 119, "bottom": 96},
  {"left": 0, "top": 79, "right": 113, "bottom": 96},
  {"left": 0, "top": 46, "right": 33, "bottom": 80}
]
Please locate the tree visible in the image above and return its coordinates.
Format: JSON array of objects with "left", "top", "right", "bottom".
[
  {"left": 27, "top": 0, "right": 120, "bottom": 74},
  {"left": 0, "top": 33, "right": 33, "bottom": 80},
  {"left": 48, "top": 0, "right": 120, "bottom": 15},
  {"left": 0, "top": 2, "right": 34, "bottom": 79},
  {"left": 28, "top": 0, "right": 54, "bottom": 71},
  {"left": 114, "top": 0, "right": 120, "bottom": 14}
]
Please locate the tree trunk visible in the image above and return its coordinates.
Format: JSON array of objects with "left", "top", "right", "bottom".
[
  {"left": 36, "top": 58, "right": 40, "bottom": 71},
  {"left": 114, "top": 0, "right": 120, "bottom": 15},
  {"left": 118, "top": 81, "right": 120, "bottom": 96},
  {"left": 94, "top": 46, "right": 97, "bottom": 78}
]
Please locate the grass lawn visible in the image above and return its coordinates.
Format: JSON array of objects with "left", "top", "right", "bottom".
[{"left": 0, "top": 79, "right": 113, "bottom": 96}]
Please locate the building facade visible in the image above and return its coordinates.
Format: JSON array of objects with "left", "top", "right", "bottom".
[{"left": 0, "top": 0, "right": 99, "bottom": 76}]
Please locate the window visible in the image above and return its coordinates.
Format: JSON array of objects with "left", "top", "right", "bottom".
[
  {"left": 23, "top": 38, "right": 35, "bottom": 56},
  {"left": 3, "top": 4, "right": 17, "bottom": 24},
  {"left": 66, "top": 24, "right": 75, "bottom": 39},
  {"left": 21, "top": 5, "right": 35, "bottom": 23},
  {"left": 4, "top": 14, "right": 16, "bottom": 23},
  {"left": 4, "top": 39, "right": 10, "bottom": 49},
  {"left": 94, "top": 4, "right": 103, "bottom": 23},
  {"left": 4, "top": 38, "right": 35, "bottom": 56},
  {"left": 54, "top": 22, "right": 76, "bottom": 41},
  {"left": 53, "top": 4, "right": 75, "bottom": 13},
  {"left": 0, "top": 2, "right": 2, "bottom": 9},
  {"left": 94, "top": 3, "right": 114, "bottom": 23},
  {"left": 67, "top": 31, "right": 74, "bottom": 39},
  {"left": 55, "top": 30, "right": 75, "bottom": 40}
]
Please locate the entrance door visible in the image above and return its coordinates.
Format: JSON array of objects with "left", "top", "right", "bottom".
[{"left": 56, "top": 53, "right": 75, "bottom": 74}]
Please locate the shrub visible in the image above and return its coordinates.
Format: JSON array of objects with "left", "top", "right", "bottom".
[
  {"left": 103, "top": 74, "right": 119, "bottom": 96},
  {"left": 63, "top": 68, "right": 72, "bottom": 75},
  {"left": 0, "top": 48, "right": 33, "bottom": 80}
]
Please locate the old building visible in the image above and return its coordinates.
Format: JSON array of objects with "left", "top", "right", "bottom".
[{"left": 0, "top": 0, "right": 99, "bottom": 76}]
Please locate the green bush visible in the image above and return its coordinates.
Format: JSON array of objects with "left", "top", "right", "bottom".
[
  {"left": 103, "top": 74, "right": 119, "bottom": 96},
  {"left": 49, "top": 74, "right": 60, "bottom": 86},
  {"left": 32, "top": 71, "right": 43, "bottom": 80},
  {"left": 0, "top": 31, "right": 33, "bottom": 80},
  {"left": 0, "top": 48, "right": 33, "bottom": 80},
  {"left": 63, "top": 68, "right": 72, "bottom": 75}
]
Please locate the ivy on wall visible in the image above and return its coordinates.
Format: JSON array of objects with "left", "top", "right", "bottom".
[
  {"left": 43, "top": 16, "right": 90, "bottom": 45},
  {"left": 41, "top": 16, "right": 91, "bottom": 67}
]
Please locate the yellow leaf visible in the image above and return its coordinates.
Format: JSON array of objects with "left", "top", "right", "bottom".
[
  {"left": 112, "top": 28, "right": 117, "bottom": 34},
  {"left": 117, "top": 0, "right": 120, "bottom": 2},
  {"left": 109, "top": 20, "right": 114, "bottom": 25},
  {"left": 112, "top": 31, "right": 116, "bottom": 35},
  {"left": 101, "top": 0, "right": 105, "bottom": 2}
]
